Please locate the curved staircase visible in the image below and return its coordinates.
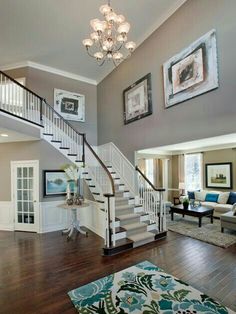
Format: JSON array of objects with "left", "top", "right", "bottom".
[{"left": 0, "top": 70, "right": 167, "bottom": 255}]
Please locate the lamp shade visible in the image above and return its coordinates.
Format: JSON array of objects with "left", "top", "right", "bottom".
[{"left": 178, "top": 182, "right": 185, "bottom": 190}]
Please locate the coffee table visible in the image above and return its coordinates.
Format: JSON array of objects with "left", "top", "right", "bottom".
[{"left": 170, "top": 204, "right": 214, "bottom": 227}]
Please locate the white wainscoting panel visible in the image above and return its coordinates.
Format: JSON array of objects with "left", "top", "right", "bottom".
[
  {"left": 0, "top": 201, "right": 14, "bottom": 231},
  {"left": 79, "top": 200, "right": 105, "bottom": 239},
  {"left": 39, "top": 201, "right": 69, "bottom": 233}
]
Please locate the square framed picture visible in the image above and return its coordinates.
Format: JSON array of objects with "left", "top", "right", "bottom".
[
  {"left": 205, "top": 163, "right": 232, "bottom": 189},
  {"left": 43, "top": 170, "right": 75, "bottom": 197},
  {"left": 163, "top": 29, "right": 219, "bottom": 108},
  {"left": 54, "top": 89, "right": 85, "bottom": 122},
  {"left": 123, "top": 73, "right": 152, "bottom": 124}
]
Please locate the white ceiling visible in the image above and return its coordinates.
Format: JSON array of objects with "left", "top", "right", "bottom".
[
  {"left": 0, "top": 127, "right": 39, "bottom": 143},
  {"left": 138, "top": 133, "right": 236, "bottom": 155},
  {"left": 0, "top": 0, "right": 186, "bottom": 83}
]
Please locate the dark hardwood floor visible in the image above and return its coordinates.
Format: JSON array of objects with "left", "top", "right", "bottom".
[{"left": 0, "top": 229, "right": 235, "bottom": 314}]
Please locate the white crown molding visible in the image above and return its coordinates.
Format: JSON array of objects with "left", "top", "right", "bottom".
[
  {"left": 1, "top": 61, "right": 97, "bottom": 86},
  {"left": 97, "top": 0, "right": 188, "bottom": 84}
]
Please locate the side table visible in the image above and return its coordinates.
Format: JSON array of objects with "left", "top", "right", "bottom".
[{"left": 58, "top": 202, "right": 89, "bottom": 240}]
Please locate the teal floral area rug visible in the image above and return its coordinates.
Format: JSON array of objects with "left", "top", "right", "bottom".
[{"left": 68, "top": 261, "right": 235, "bottom": 314}]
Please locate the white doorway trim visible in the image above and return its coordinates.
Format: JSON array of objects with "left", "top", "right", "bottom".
[{"left": 11, "top": 160, "right": 40, "bottom": 232}]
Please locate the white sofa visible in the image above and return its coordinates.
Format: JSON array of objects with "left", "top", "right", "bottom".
[{"left": 189, "top": 190, "right": 234, "bottom": 218}]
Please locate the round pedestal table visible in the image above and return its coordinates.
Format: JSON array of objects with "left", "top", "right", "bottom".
[{"left": 58, "top": 202, "right": 89, "bottom": 240}]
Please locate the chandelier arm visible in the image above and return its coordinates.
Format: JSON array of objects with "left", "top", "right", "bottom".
[
  {"left": 86, "top": 48, "right": 97, "bottom": 58},
  {"left": 98, "top": 58, "right": 107, "bottom": 67}
]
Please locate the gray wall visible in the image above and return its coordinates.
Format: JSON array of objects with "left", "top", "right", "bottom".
[
  {"left": 0, "top": 140, "right": 71, "bottom": 201},
  {"left": 7, "top": 66, "right": 97, "bottom": 145},
  {"left": 97, "top": 0, "right": 236, "bottom": 163}
]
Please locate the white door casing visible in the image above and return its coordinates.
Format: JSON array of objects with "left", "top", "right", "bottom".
[{"left": 11, "top": 160, "right": 39, "bottom": 232}]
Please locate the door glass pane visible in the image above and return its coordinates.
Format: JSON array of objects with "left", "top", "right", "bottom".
[
  {"left": 17, "top": 179, "right": 22, "bottom": 189},
  {"left": 23, "top": 214, "right": 29, "bottom": 223},
  {"left": 23, "top": 191, "right": 28, "bottom": 200},
  {"left": 17, "top": 168, "right": 22, "bottom": 178},
  {"left": 23, "top": 167, "right": 27, "bottom": 177},
  {"left": 29, "top": 202, "right": 34, "bottom": 212},
  {"left": 28, "top": 179, "right": 33, "bottom": 189},
  {"left": 29, "top": 190, "right": 33, "bottom": 201},
  {"left": 23, "top": 179, "right": 28, "bottom": 189},
  {"left": 29, "top": 215, "right": 34, "bottom": 224},
  {"left": 17, "top": 190, "right": 22, "bottom": 200},
  {"left": 18, "top": 214, "right": 23, "bottom": 223},
  {"left": 17, "top": 202, "right": 22, "bottom": 212},
  {"left": 29, "top": 167, "right": 33, "bottom": 178},
  {"left": 23, "top": 202, "right": 28, "bottom": 212}
]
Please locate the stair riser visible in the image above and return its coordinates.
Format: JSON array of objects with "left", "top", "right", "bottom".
[
  {"left": 116, "top": 208, "right": 134, "bottom": 216},
  {"left": 126, "top": 226, "right": 147, "bottom": 237},
  {"left": 133, "top": 236, "right": 155, "bottom": 248}
]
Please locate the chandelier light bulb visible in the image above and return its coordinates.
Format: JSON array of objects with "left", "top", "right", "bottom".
[
  {"left": 106, "top": 11, "right": 117, "bottom": 23},
  {"left": 99, "top": 4, "right": 112, "bottom": 15},
  {"left": 82, "top": 38, "right": 93, "bottom": 47},
  {"left": 116, "top": 15, "right": 125, "bottom": 24},
  {"left": 91, "top": 32, "right": 99, "bottom": 41},
  {"left": 113, "top": 52, "right": 123, "bottom": 61},
  {"left": 94, "top": 52, "right": 104, "bottom": 60},
  {"left": 125, "top": 41, "right": 136, "bottom": 52},
  {"left": 117, "top": 22, "right": 130, "bottom": 35},
  {"left": 117, "top": 34, "right": 127, "bottom": 42},
  {"left": 90, "top": 19, "right": 107, "bottom": 33}
]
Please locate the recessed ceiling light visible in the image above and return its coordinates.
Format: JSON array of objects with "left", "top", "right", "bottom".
[{"left": 0, "top": 133, "right": 9, "bottom": 137}]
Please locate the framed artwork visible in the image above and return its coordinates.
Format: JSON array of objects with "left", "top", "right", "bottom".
[
  {"left": 205, "top": 163, "right": 232, "bottom": 189},
  {"left": 163, "top": 29, "right": 219, "bottom": 108},
  {"left": 54, "top": 89, "right": 85, "bottom": 122},
  {"left": 43, "top": 170, "right": 75, "bottom": 197},
  {"left": 123, "top": 73, "right": 152, "bottom": 125}
]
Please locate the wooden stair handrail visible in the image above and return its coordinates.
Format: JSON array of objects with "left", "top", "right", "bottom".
[{"left": 135, "top": 166, "right": 165, "bottom": 192}]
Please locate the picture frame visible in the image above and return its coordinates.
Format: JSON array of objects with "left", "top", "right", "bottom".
[
  {"left": 205, "top": 163, "right": 232, "bottom": 189},
  {"left": 123, "top": 73, "right": 152, "bottom": 125},
  {"left": 43, "top": 170, "right": 75, "bottom": 197},
  {"left": 54, "top": 88, "right": 85, "bottom": 122},
  {"left": 163, "top": 29, "right": 219, "bottom": 108}
]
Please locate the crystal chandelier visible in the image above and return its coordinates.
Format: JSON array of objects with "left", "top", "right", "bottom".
[{"left": 82, "top": 0, "right": 136, "bottom": 66}]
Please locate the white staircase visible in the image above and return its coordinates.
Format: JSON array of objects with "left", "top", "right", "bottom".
[{"left": 0, "top": 70, "right": 167, "bottom": 255}]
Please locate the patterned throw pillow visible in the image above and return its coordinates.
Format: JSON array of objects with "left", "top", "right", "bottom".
[
  {"left": 194, "top": 191, "right": 207, "bottom": 201},
  {"left": 218, "top": 192, "right": 230, "bottom": 204}
]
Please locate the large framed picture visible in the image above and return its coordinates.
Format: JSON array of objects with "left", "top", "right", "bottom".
[
  {"left": 54, "top": 89, "right": 85, "bottom": 122},
  {"left": 163, "top": 29, "right": 219, "bottom": 108},
  {"left": 43, "top": 170, "right": 75, "bottom": 197},
  {"left": 123, "top": 73, "right": 152, "bottom": 125},
  {"left": 205, "top": 163, "right": 232, "bottom": 189}
]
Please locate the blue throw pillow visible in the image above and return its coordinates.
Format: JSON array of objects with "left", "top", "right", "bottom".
[
  {"left": 205, "top": 193, "right": 219, "bottom": 203},
  {"left": 227, "top": 192, "right": 236, "bottom": 205},
  {"left": 187, "top": 191, "right": 195, "bottom": 200}
]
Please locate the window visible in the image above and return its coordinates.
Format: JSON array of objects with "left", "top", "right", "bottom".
[
  {"left": 145, "top": 159, "right": 154, "bottom": 183},
  {"left": 184, "top": 153, "right": 203, "bottom": 191}
]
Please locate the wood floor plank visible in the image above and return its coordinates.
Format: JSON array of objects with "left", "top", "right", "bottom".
[{"left": 0, "top": 229, "right": 235, "bottom": 313}]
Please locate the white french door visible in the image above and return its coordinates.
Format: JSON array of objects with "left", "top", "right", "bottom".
[{"left": 11, "top": 160, "right": 39, "bottom": 232}]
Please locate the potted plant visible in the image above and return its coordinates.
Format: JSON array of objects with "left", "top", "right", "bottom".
[{"left": 182, "top": 197, "right": 189, "bottom": 210}]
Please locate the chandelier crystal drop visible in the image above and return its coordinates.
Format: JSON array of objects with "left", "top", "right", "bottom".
[{"left": 82, "top": 0, "right": 136, "bottom": 66}]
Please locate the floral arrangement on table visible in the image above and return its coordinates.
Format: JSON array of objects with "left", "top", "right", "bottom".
[{"left": 61, "top": 164, "right": 83, "bottom": 206}]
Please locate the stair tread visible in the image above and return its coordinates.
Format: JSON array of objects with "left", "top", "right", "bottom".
[
  {"left": 116, "top": 204, "right": 134, "bottom": 210},
  {"left": 128, "top": 231, "right": 155, "bottom": 242},
  {"left": 122, "top": 222, "right": 147, "bottom": 230},
  {"left": 116, "top": 213, "right": 140, "bottom": 221}
]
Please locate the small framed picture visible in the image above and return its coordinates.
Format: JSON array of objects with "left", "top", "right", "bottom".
[
  {"left": 123, "top": 73, "right": 152, "bottom": 125},
  {"left": 205, "top": 163, "right": 232, "bottom": 189},
  {"left": 43, "top": 170, "right": 75, "bottom": 197},
  {"left": 54, "top": 89, "right": 85, "bottom": 122}
]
